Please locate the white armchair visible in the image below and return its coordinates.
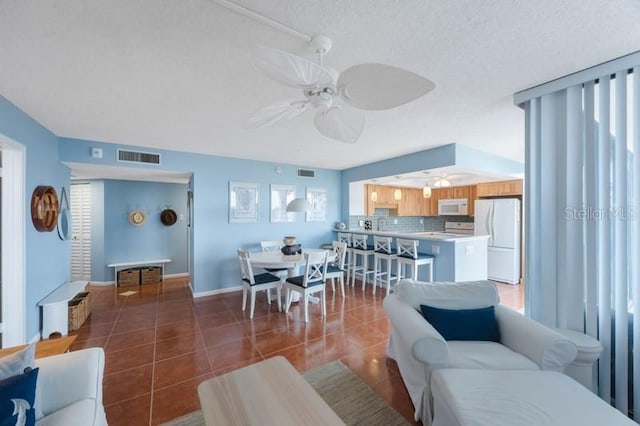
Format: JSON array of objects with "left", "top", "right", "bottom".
[
  {"left": 383, "top": 279, "right": 577, "bottom": 425},
  {"left": 35, "top": 347, "right": 107, "bottom": 426}
]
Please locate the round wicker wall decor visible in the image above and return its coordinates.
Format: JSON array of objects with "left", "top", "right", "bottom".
[{"left": 31, "top": 185, "right": 59, "bottom": 232}]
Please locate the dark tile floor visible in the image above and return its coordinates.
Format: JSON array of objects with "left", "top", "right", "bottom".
[{"left": 71, "top": 277, "right": 524, "bottom": 426}]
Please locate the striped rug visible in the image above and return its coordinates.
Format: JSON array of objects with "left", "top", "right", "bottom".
[{"left": 162, "top": 360, "right": 408, "bottom": 426}]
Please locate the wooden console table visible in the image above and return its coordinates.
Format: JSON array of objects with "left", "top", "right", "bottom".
[
  {"left": 197, "top": 356, "right": 344, "bottom": 426},
  {"left": 0, "top": 336, "right": 77, "bottom": 359},
  {"left": 38, "top": 281, "right": 88, "bottom": 338}
]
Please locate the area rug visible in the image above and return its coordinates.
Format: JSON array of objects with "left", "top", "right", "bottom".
[{"left": 161, "top": 360, "right": 408, "bottom": 426}]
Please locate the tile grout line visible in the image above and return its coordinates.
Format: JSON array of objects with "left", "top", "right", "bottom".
[{"left": 147, "top": 282, "right": 161, "bottom": 426}]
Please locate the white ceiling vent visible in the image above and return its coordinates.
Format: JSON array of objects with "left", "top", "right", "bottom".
[
  {"left": 117, "top": 149, "right": 161, "bottom": 165},
  {"left": 297, "top": 168, "right": 316, "bottom": 178}
]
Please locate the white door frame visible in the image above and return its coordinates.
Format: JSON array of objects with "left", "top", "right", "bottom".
[{"left": 0, "top": 134, "right": 26, "bottom": 347}]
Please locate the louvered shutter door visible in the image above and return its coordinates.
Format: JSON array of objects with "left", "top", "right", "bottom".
[{"left": 70, "top": 184, "right": 91, "bottom": 281}]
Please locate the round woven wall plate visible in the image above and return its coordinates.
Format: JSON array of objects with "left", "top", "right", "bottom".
[
  {"left": 128, "top": 210, "right": 147, "bottom": 226},
  {"left": 31, "top": 185, "right": 59, "bottom": 232},
  {"left": 160, "top": 209, "right": 178, "bottom": 226}
]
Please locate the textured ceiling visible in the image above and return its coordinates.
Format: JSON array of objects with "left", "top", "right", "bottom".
[{"left": 1, "top": 1, "right": 639, "bottom": 170}]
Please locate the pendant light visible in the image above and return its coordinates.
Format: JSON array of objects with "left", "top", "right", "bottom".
[
  {"left": 423, "top": 184, "right": 432, "bottom": 198},
  {"left": 394, "top": 188, "right": 402, "bottom": 201},
  {"left": 370, "top": 180, "right": 378, "bottom": 202},
  {"left": 286, "top": 198, "right": 312, "bottom": 212}
]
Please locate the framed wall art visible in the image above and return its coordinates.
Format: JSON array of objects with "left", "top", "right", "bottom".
[
  {"left": 270, "top": 184, "right": 296, "bottom": 222},
  {"left": 306, "top": 187, "right": 327, "bottom": 222},
  {"left": 229, "top": 181, "right": 259, "bottom": 223}
]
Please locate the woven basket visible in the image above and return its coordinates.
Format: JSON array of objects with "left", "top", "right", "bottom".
[{"left": 68, "top": 292, "right": 92, "bottom": 331}]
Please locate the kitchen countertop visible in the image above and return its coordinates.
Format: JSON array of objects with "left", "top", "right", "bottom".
[{"left": 334, "top": 229, "right": 490, "bottom": 242}]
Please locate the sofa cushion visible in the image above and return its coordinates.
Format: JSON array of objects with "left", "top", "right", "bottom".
[
  {"left": 0, "top": 367, "right": 39, "bottom": 426},
  {"left": 447, "top": 341, "right": 539, "bottom": 370},
  {"left": 394, "top": 279, "right": 499, "bottom": 311},
  {"left": 420, "top": 305, "right": 500, "bottom": 342},
  {"left": 35, "top": 399, "right": 101, "bottom": 426}
]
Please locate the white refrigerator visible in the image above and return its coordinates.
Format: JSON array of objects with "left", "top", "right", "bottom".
[{"left": 474, "top": 198, "right": 521, "bottom": 284}]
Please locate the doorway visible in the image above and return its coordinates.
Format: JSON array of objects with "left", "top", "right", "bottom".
[{"left": 0, "top": 136, "right": 26, "bottom": 347}]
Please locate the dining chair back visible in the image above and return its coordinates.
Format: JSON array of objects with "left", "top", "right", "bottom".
[
  {"left": 324, "top": 241, "right": 347, "bottom": 297},
  {"left": 284, "top": 250, "right": 329, "bottom": 322},
  {"left": 260, "top": 241, "right": 282, "bottom": 252},
  {"left": 237, "top": 249, "right": 281, "bottom": 319},
  {"left": 337, "top": 232, "right": 353, "bottom": 284},
  {"left": 259, "top": 240, "right": 288, "bottom": 279}
]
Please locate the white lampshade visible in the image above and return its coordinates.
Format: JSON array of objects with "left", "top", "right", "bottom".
[
  {"left": 286, "top": 198, "right": 312, "bottom": 212},
  {"left": 423, "top": 185, "right": 432, "bottom": 198},
  {"left": 394, "top": 188, "right": 402, "bottom": 201}
]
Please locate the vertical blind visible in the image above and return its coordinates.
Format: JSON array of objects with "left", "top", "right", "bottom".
[{"left": 516, "top": 52, "right": 640, "bottom": 418}]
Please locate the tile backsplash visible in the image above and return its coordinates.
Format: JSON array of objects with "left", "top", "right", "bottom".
[{"left": 349, "top": 209, "right": 473, "bottom": 233}]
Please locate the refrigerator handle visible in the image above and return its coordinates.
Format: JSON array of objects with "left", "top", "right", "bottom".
[
  {"left": 491, "top": 203, "right": 496, "bottom": 243},
  {"left": 486, "top": 204, "right": 493, "bottom": 242}
]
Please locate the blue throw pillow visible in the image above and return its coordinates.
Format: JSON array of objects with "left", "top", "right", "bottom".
[
  {"left": 420, "top": 305, "right": 500, "bottom": 342},
  {"left": 0, "top": 367, "right": 38, "bottom": 426}
]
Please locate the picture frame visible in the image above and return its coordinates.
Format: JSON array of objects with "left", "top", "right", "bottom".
[
  {"left": 306, "top": 187, "right": 327, "bottom": 222},
  {"left": 229, "top": 181, "right": 259, "bottom": 223},
  {"left": 270, "top": 184, "right": 296, "bottom": 223}
]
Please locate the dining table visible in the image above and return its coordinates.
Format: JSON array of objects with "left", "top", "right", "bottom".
[{"left": 249, "top": 248, "right": 336, "bottom": 304}]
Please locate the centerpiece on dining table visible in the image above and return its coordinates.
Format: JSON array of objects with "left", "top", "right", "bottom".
[{"left": 281, "top": 236, "right": 302, "bottom": 255}]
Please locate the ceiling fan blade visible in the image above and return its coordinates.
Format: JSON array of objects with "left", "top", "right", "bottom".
[
  {"left": 337, "top": 63, "right": 435, "bottom": 111},
  {"left": 246, "top": 99, "right": 308, "bottom": 129},
  {"left": 314, "top": 106, "right": 364, "bottom": 144},
  {"left": 250, "top": 45, "right": 336, "bottom": 89}
]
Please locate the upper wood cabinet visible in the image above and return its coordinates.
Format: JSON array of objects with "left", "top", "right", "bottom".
[
  {"left": 476, "top": 179, "right": 523, "bottom": 198},
  {"left": 365, "top": 184, "right": 401, "bottom": 216},
  {"left": 468, "top": 185, "right": 477, "bottom": 216},
  {"left": 398, "top": 188, "right": 426, "bottom": 216}
]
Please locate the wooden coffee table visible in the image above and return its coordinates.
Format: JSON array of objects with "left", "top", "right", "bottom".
[
  {"left": 0, "top": 336, "right": 77, "bottom": 359},
  {"left": 197, "top": 356, "right": 344, "bottom": 426}
]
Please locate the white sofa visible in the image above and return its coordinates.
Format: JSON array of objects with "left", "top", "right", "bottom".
[
  {"left": 35, "top": 347, "right": 107, "bottom": 426},
  {"left": 383, "top": 279, "right": 578, "bottom": 425}
]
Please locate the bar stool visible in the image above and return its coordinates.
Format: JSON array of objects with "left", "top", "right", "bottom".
[
  {"left": 396, "top": 238, "right": 435, "bottom": 282},
  {"left": 372, "top": 236, "right": 398, "bottom": 295},
  {"left": 350, "top": 234, "right": 375, "bottom": 288},
  {"left": 337, "top": 232, "right": 353, "bottom": 286}
]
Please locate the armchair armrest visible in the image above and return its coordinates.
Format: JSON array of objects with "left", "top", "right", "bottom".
[
  {"left": 35, "top": 347, "right": 105, "bottom": 417},
  {"left": 495, "top": 305, "right": 577, "bottom": 371},
  {"left": 383, "top": 294, "right": 449, "bottom": 366}
]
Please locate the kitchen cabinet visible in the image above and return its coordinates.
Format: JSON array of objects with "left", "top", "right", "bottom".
[
  {"left": 468, "top": 185, "right": 477, "bottom": 216},
  {"left": 398, "top": 188, "right": 425, "bottom": 216},
  {"left": 476, "top": 179, "right": 523, "bottom": 197},
  {"left": 365, "top": 185, "right": 399, "bottom": 216}
]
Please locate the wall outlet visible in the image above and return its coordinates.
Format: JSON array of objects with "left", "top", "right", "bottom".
[
  {"left": 393, "top": 218, "right": 398, "bottom": 224},
  {"left": 431, "top": 245, "right": 440, "bottom": 255},
  {"left": 358, "top": 220, "right": 364, "bottom": 227},
  {"left": 420, "top": 219, "right": 424, "bottom": 224},
  {"left": 465, "top": 245, "right": 474, "bottom": 255}
]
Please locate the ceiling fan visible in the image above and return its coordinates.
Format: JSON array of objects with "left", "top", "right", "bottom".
[{"left": 247, "top": 35, "right": 436, "bottom": 144}]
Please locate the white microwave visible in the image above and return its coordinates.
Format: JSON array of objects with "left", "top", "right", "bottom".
[{"left": 438, "top": 198, "right": 468, "bottom": 216}]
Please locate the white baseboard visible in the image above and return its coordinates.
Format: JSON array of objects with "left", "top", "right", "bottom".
[
  {"left": 89, "top": 281, "right": 115, "bottom": 287},
  {"left": 193, "top": 286, "right": 242, "bottom": 298},
  {"left": 164, "top": 273, "right": 189, "bottom": 279}
]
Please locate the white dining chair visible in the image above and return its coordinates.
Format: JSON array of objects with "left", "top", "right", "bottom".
[
  {"left": 337, "top": 232, "right": 353, "bottom": 285},
  {"left": 284, "top": 251, "right": 329, "bottom": 322},
  {"left": 259, "top": 240, "right": 289, "bottom": 280},
  {"left": 237, "top": 249, "right": 282, "bottom": 319},
  {"left": 324, "top": 241, "right": 347, "bottom": 298}
]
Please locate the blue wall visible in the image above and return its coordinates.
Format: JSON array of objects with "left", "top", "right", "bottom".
[
  {"left": 101, "top": 179, "right": 188, "bottom": 280},
  {"left": 0, "top": 96, "right": 70, "bottom": 340},
  {"left": 58, "top": 138, "right": 342, "bottom": 295}
]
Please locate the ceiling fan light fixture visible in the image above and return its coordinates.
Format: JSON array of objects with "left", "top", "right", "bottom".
[{"left": 433, "top": 178, "right": 451, "bottom": 188}]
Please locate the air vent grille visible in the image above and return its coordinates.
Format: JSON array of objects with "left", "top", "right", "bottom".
[
  {"left": 297, "top": 168, "right": 315, "bottom": 178},
  {"left": 117, "top": 149, "right": 161, "bottom": 165}
]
